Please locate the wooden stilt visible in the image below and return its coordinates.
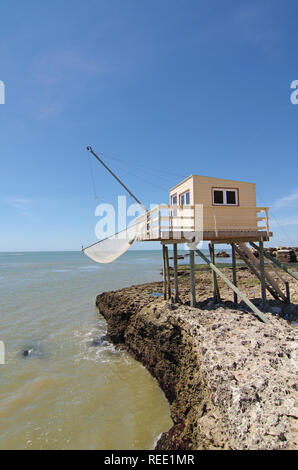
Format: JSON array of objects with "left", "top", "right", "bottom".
[
  {"left": 285, "top": 281, "right": 290, "bottom": 304},
  {"left": 162, "top": 245, "right": 167, "bottom": 300},
  {"left": 165, "top": 246, "right": 171, "bottom": 300},
  {"left": 173, "top": 243, "right": 179, "bottom": 303},
  {"left": 231, "top": 243, "right": 238, "bottom": 304},
  {"left": 189, "top": 249, "right": 196, "bottom": 307},
  {"left": 209, "top": 242, "right": 220, "bottom": 301},
  {"left": 259, "top": 240, "right": 267, "bottom": 309}
]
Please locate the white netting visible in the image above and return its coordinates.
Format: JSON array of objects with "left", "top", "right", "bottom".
[{"left": 83, "top": 224, "right": 137, "bottom": 263}]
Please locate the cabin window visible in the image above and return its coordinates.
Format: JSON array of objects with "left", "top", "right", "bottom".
[
  {"left": 213, "top": 190, "right": 224, "bottom": 205},
  {"left": 171, "top": 194, "right": 177, "bottom": 216},
  {"left": 226, "top": 190, "right": 237, "bottom": 205},
  {"left": 212, "top": 188, "right": 238, "bottom": 206},
  {"left": 180, "top": 191, "right": 190, "bottom": 206}
]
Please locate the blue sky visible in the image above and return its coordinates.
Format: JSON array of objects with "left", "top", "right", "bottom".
[{"left": 0, "top": 0, "right": 298, "bottom": 251}]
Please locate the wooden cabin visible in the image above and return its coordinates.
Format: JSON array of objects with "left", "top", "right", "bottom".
[
  {"left": 136, "top": 175, "right": 271, "bottom": 243},
  {"left": 135, "top": 176, "right": 294, "bottom": 319}
]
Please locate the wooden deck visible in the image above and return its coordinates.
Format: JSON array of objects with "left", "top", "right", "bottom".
[{"left": 136, "top": 230, "right": 272, "bottom": 244}]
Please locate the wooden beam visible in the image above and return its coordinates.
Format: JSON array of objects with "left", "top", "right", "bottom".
[
  {"left": 231, "top": 243, "right": 238, "bottom": 304},
  {"left": 285, "top": 281, "right": 290, "bottom": 304},
  {"left": 162, "top": 245, "right": 167, "bottom": 300},
  {"left": 195, "top": 248, "right": 268, "bottom": 323},
  {"left": 189, "top": 249, "right": 196, "bottom": 307},
  {"left": 139, "top": 230, "right": 272, "bottom": 244},
  {"left": 259, "top": 241, "right": 267, "bottom": 308},
  {"left": 173, "top": 244, "right": 179, "bottom": 303},
  {"left": 239, "top": 243, "right": 287, "bottom": 302},
  {"left": 209, "top": 242, "right": 220, "bottom": 301},
  {"left": 165, "top": 246, "right": 171, "bottom": 300},
  {"left": 234, "top": 244, "right": 284, "bottom": 302}
]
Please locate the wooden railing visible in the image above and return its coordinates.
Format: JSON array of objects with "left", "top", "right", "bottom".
[
  {"left": 256, "top": 207, "right": 270, "bottom": 236},
  {"left": 136, "top": 205, "right": 195, "bottom": 240},
  {"left": 135, "top": 205, "right": 270, "bottom": 240},
  {"left": 209, "top": 206, "right": 270, "bottom": 236}
]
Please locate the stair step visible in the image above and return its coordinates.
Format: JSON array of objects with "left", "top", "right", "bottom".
[{"left": 234, "top": 243, "right": 287, "bottom": 303}]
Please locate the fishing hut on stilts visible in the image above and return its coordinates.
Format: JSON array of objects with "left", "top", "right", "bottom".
[{"left": 83, "top": 149, "right": 297, "bottom": 324}]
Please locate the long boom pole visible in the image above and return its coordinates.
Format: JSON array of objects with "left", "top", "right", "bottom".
[{"left": 87, "top": 146, "right": 147, "bottom": 211}]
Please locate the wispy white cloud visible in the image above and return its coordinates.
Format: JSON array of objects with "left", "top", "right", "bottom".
[
  {"left": 4, "top": 197, "right": 34, "bottom": 215},
  {"left": 270, "top": 215, "right": 298, "bottom": 227},
  {"left": 274, "top": 190, "right": 298, "bottom": 208}
]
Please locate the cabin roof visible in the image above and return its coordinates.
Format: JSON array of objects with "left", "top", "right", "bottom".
[
  {"left": 169, "top": 174, "right": 256, "bottom": 192},
  {"left": 169, "top": 175, "right": 193, "bottom": 191}
]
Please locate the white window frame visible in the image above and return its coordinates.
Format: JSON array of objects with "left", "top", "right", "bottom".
[
  {"left": 171, "top": 194, "right": 177, "bottom": 206},
  {"left": 212, "top": 188, "right": 238, "bottom": 206},
  {"left": 179, "top": 190, "right": 190, "bottom": 206},
  {"left": 171, "top": 193, "right": 178, "bottom": 216}
]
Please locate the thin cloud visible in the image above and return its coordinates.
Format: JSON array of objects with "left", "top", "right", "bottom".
[
  {"left": 270, "top": 215, "right": 298, "bottom": 227},
  {"left": 4, "top": 197, "right": 34, "bottom": 215},
  {"left": 274, "top": 190, "right": 298, "bottom": 208}
]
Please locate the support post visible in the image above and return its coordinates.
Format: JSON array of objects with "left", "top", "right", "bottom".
[
  {"left": 189, "top": 249, "right": 196, "bottom": 307},
  {"left": 209, "top": 242, "right": 220, "bottom": 301},
  {"left": 165, "top": 246, "right": 171, "bottom": 300},
  {"left": 231, "top": 243, "right": 238, "bottom": 304},
  {"left": 285, "top": 281, "right": 290, "bottom": 304},
  {"left": 173, "top": 243, "right": 179, "bottom": 303},
  {"left": 259, "top": 240, "right": 267, "bottom": 309},
  {"left": 162, "top": 245, "right": 167, "bottom": 300}
]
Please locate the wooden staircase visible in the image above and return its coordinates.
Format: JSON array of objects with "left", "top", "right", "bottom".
[{"left": 234, "top": 243, "right": 289, "bottom": 303}]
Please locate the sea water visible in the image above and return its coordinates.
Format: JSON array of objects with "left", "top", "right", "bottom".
[
  {"left": 0, "top": 249, "right": 230, "bottom": 450},
  {"left": 0, "top": 250, "right": 173, "bottom": 450}
]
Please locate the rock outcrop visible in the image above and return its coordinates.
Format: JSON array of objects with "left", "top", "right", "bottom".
[
  {"left": 216, "top": 251, "right": 230, "bottom": 258},
  {"left": 238, "top": 246, "right": 297, "bottom": 263},
  {"left": 96, "top": 272, "right": 298, "bottom": 450},
  {"left": 276, "top": 250, "right": 297, "bottom": 264}
]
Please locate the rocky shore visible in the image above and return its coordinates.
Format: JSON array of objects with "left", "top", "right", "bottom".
[
  {"left": 249, "top": 247, "right": 298, "bottom": 264},
  {"left": 96, "top": 267, "right": 297, "bottom": 450}
]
